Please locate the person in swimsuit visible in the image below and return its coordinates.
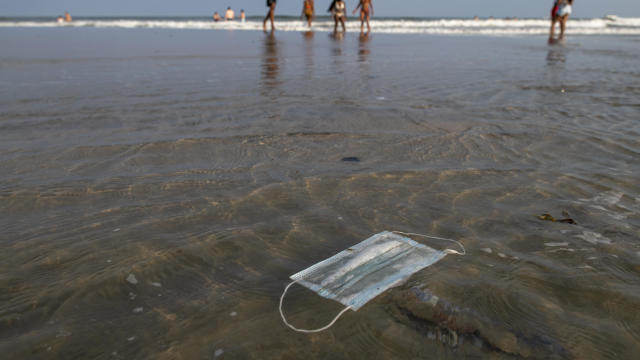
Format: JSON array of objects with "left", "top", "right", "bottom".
[
  {"left": 331, "top": 0, "right": 347, "bottom": 33},
  {"left": 549, "top": 0, "right": 574, "bottom": 43},
  {"left": 213, "top": 12, "right": 221, "bottom": 22},
  {"left": 240, "top": 9, "right": 246, "bottom": 23},
  {"left": 64, "top": 11, "right": 72, "bottom": 22},
  {"left": 353, "top": 0, "right": 373, "bottom": 34},
  {"left": 264, "top": 0, "right": 277, "bottom": 32},
  {"left": 302, "top": 0, "right": 315, "bottom": 28},
  {"left": 224, "top": 7, "right": 235, "bottom": 21}
]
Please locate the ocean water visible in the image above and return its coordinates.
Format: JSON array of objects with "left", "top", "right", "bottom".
[
  {"left": 1, "top": 15, "right": 640, "bottom": 35},
  {"left": 0, "top": 24, "right": 639, "bottom": 359}
]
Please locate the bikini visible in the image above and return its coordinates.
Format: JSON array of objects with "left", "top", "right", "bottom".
[
  {"left": 304, "top": 1, "right": 313, "bottom": 17},
  {"left": 362, "top": 1, "right": 371, "bottom": 16},
  {"left": 335, "top": 1, "right": 345, "bottom": 18}
]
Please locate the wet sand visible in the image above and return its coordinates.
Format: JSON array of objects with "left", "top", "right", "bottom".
[{"left": 1, "top": 28, "right": 639, "bottom": 359}]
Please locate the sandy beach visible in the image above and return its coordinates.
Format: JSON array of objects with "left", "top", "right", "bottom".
[{"left": 1, "top": 26, "right": 639, "bottom": 359}]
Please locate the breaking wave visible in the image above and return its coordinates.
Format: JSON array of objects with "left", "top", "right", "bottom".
[{"left": 1, "top": 16, "right": 640, "bottom": 36}]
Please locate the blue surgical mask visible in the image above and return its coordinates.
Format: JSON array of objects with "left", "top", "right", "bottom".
[{"left": 279, "top": 231, "right": 465, "bottom": 333}]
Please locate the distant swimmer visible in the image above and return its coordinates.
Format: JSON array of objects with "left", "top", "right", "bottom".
[
  {"left": 240, "top": 9, "right": 246, "bottom": 23},
  {"left": 225, "top": 7, "right": 235, "bottom": 21},
  {"left": 353, "top": 0, "right": 373, "bottom": 34},
  {"left": 57, "top": 16, "right": 64, "bottom": 23},
  {"left": 264, "top": 0, "right": 277, "bottom": 32},
  {"left": 302, "top": 0, "right": 314, "bottom": 28},
  {"left": 549, "top": 0, "right": 574, "bottom": 43},
  {"left": 213, "top": 12, "right": 221, "bottom": 22},
  {"left": 330, "top": 0, "right": 347, "bottom": 33},
  {"left": 64, "top": 11, "right": 72, "bottom": 22}
]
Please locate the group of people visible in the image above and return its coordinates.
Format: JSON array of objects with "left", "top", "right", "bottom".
[
  {"left": 56, "top": 11, "right": 72, "bottom": 23},
  {"left": 52, "top": 1, "right": 573, "bottom": 43},
  {"left": 213, "top": 8, "right": 246, "bottom": 22},
  {"left": 264, "top": 0, "right": 374, "bottom": 34},
  {"left": 207, "top": 1, "right": 575, "bottom": 43},
  {"left": 549, "top": 0, "right": 574, "bottom": 42}
]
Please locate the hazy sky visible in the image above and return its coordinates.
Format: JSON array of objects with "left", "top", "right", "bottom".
[{"left": 2, "top": 1, "right": 639, "bottom": 18}]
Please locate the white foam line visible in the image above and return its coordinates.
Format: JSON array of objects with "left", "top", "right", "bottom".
[{"left": 2, "top": 18, "right": 640, "bottom": 36}]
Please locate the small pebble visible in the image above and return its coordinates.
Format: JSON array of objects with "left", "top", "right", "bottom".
[
  {"left": 214, "top": 349, "right": 224, "bottom": 358},
  {"left": 106, "top": 259, "right": 112, "bottom": 263},
  {"left": 129, "top": 292, "right": 137, "bottom": 300},
  {"left": 127, "top": 336, "right": 136, "bottom": 342},
  {"left": 151, "top": 282, "right": 162, "bottom": 288},
  {"left": 132, "top": 307, "right": 143, "bottom": 313},
  {"left": 126, "top": 274, "right": 138, "bottom": 285},
  {"left": 230, "top": 312, "right": 237, "bottom": 317},
  {"left": 561, "top": 89, "right": 566, "bottom": 93},
  {"left": 376, "top": 96, "right": 386, "bottom": 100},
  {"left": 498, "top": 253, "right": 506, "bottom": 258},
  {"left": 480, "top": 248, "right": 492, "bottom": 254},
  {"left": 113, "top": 228, "right": 120, "bottom": 232},
  {"left": 341, "top": 157, "right": 360, "bottom": 162},
  {"left": 338, "top": 216, "right": 344, "bottom": 221}
]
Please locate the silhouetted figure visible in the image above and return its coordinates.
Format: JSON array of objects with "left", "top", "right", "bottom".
[
  {"left": 353, "top": 0, "right": 373, "bottom": 34},
  {"left": 331, "top": 0, "right": 347, "bottom": 33},
  {"left": 264, "top": 0, "right": 277, "bottom": 32},
  {"left": 302, "top": 0, "right": 315, "bottom": 28},
  {"left": 549, "top": 0, "right": 574, "bottom": 43}
]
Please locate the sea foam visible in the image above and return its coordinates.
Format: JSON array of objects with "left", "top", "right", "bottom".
[{"left": 1, "top": 17, "right": 640, "bottom": 36}]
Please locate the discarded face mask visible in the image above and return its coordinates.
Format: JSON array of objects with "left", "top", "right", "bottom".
[{"left": 279, "top": 231, "right": 465, "bottom": 333}]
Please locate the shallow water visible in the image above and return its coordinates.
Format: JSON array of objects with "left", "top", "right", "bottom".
[{"left": 0, "top": 29, "right": 639, "bottom": 359}]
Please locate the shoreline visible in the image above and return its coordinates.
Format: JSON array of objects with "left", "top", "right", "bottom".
[{"left": 1, "top": 16, "right": 640, "bottom": 36}]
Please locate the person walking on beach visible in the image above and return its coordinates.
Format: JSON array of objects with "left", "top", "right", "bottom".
[
  {"left": 225, "top": 7, "right": 235, "bottom": 21},
  {"left": 330, "top": 0, "right": 347, "bottom": 33},
  {"left": 302, "top": 0, "right": 315, "bottom": 28},
  {"left": 264, "top": 0, "right": 277, "bottom": 32},
  {"left": 353, "top": 0, "right": 373, "bottom": 34},
  {"left": 549, "top": 0, "right": 574, "bottom": 42}
]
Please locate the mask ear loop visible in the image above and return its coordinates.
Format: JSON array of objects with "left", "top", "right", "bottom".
[
  {"left": 392, "top": 231, "right": 466, "bottom": 256},
  {"left": 279, "top": 280, "right": 352, "bottom": 333}
]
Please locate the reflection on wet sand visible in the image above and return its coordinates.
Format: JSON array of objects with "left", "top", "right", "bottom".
[
  {"left": 303, "top": 31, "right": 314, "bottom": 79},
  {"left": 357, "top": 33, "right": 372, "bottom": 86},
  {"left": 358, "top": 32, "right": 371, "bottom": 64},
  {"left": 261, "top": 32, "right": 280, "bottom": 92},
  {"left": 546, "top": 45, "right": 567, "bottom": 67},
  {"left": 329, "top": 32, "right": 344, "bottom": 75}
]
